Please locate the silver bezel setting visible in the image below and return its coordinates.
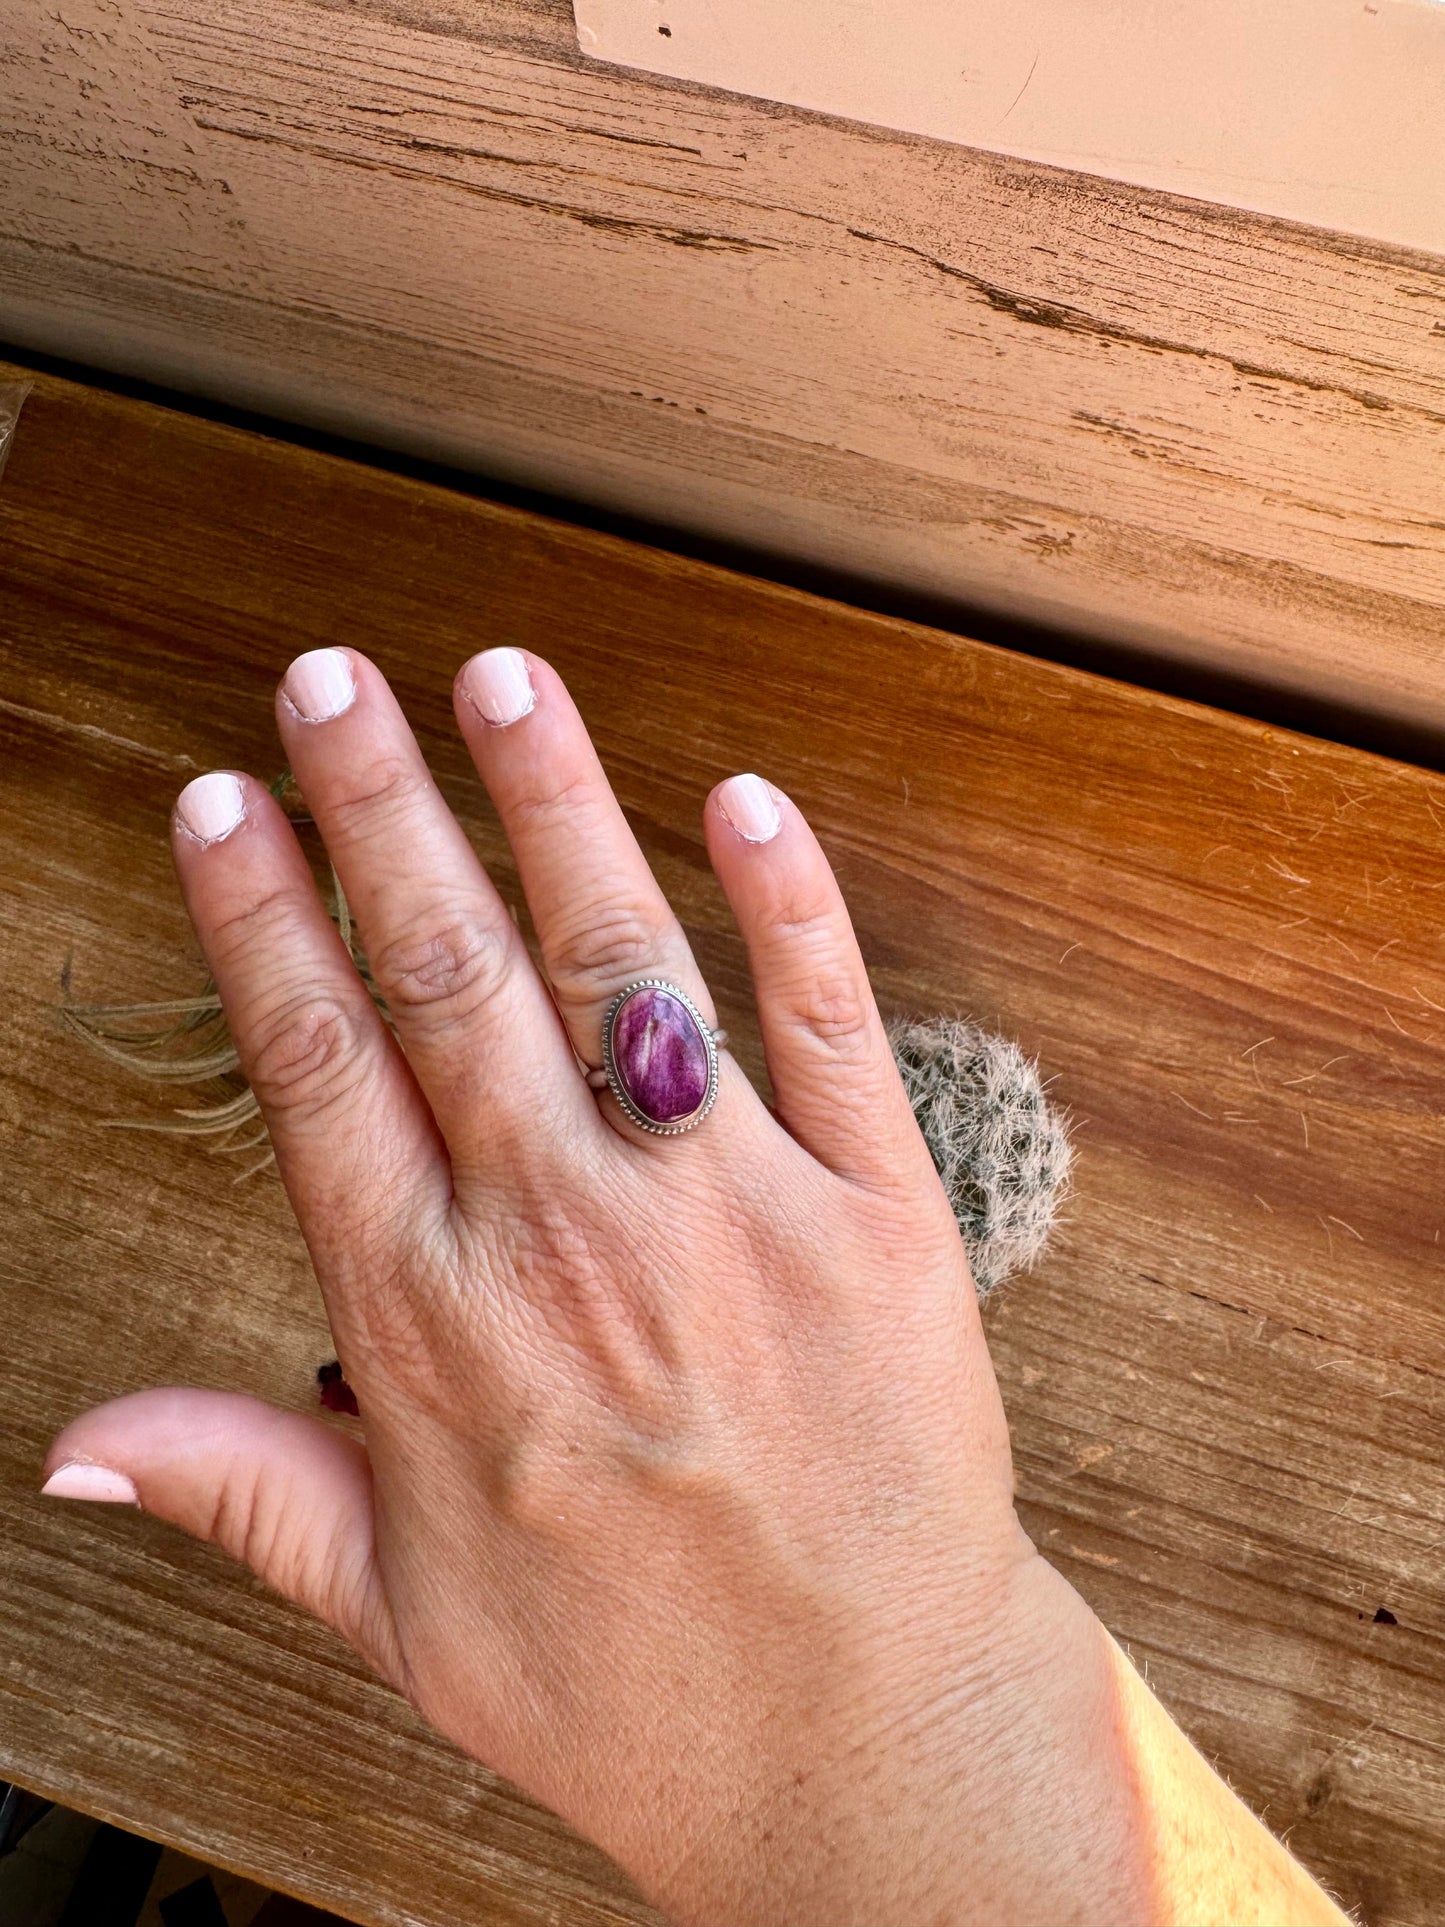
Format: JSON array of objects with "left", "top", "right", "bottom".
[{"left": 599, "top": 978, "right": 721, "bottom": 1136}]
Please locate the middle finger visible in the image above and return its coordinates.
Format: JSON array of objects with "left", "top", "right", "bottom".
[{"left": 453, "top": 648, "right": 717, "bottom": 1073}]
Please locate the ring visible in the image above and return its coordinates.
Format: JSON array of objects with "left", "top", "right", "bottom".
[{"left": 585, "top": 979, "right": 727, "bottom": 1135}]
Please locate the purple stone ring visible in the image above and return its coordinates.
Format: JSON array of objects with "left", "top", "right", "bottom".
[{"left": 587, "top": 979, "right": 726, "bottom": 1135}]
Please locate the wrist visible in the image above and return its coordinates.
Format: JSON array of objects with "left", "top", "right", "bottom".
[
  {"left": 646, "top": 1540, "right": 1348, "bottom": 1927},
  {"left": 1105, "top": 1632, "right": 1351, "bottom": 1927},
  {"left": 642, "top": 1539, "right": 1140, "bottom": 1927}
]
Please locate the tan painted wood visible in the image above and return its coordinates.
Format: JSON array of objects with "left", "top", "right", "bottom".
[
  {"left": 0, "top": 2, "right": 1442, "bottom": 740},
  {"left": 3, "top": 364, "right": 1445, "bottom": 1926},
  {"left": 575, "top": 0, "right": 1445, "bottom": 254}
]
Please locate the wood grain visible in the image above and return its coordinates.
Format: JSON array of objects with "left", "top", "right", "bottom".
[
  {"left": 0, "top": 2, "right": 1443, "bottom": 738},
  {"left": 3, "top": 363, "right": 1445, "bottom": 1926},
  {"left": 574, "top": 0, "right": 1445, "bottom": 254}
]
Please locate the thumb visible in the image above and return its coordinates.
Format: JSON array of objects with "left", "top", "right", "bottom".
[{"left": 42, "top": 1387, "right": 401, "bottom": 1680}]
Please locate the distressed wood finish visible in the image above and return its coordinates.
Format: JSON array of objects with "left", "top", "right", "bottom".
[
  {"left": 3, "top": 365, "right": 1445, "bottom": 1925},
  {"left": 574, "top": 0, "right": 1445, "bottom": 253},
  {"left": 0, "top": 2, "right": 1443, "bottom": 737}
]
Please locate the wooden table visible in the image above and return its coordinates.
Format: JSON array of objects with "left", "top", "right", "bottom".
[{"left": 2, "top": 362, "right": 1444, "bottom": 1927}]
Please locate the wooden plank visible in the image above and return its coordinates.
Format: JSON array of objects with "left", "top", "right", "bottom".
[
  {"left": 575, "top": 0, "right": 1445, "bottom": 253},
  {"left": 0, "top": 2, "right": 1442, "bottom": 738},
  {"left": 2, "top": 362, "right": 1445, "bottom": 1926}
]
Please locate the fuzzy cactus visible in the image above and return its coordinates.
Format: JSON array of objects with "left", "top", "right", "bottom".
[{"left": 888, "top": 1016, "right": 1072, "bottom": 1299}]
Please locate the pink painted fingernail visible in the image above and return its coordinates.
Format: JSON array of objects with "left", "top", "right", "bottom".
[
  {"left": 176, "top": 771, "right": 245, "bottom": 846},
  {"left": 283, "top": 648, "right": 356, "bottom": 722},
  {"left": 461, "top": 648, "right": 536, "bottom": 726},
  {"left": 42, "top": 1463, "right": 139, "bottom": 1505},
  {"left": 717, "top": 773, "right": 782, "bottom": 844}
]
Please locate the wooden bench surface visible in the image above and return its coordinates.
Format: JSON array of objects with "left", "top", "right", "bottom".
[{"left": 2, "top": 363, "right": 1444, "bottom": 1927}]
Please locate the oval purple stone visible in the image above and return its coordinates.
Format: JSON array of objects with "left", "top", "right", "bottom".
[{"left": 610, "top": 985, "right": 711, "bottom": 1126}]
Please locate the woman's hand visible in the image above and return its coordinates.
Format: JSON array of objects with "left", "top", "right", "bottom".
[{"left": 45, "top": 649, "right": 1347, "bottom": 1926}]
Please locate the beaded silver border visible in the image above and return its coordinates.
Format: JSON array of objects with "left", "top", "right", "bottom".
[{"left": 598, "top": 978, "right": 722, "bottom": 1136}]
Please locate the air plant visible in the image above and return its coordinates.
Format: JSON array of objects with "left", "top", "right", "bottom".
[{"left": 60, "top": 773, "right": 382, "bottom": 1182}]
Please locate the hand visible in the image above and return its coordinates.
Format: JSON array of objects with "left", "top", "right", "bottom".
[{"left": 46, "top": 648, "right": 1348, "bottom": 1926}]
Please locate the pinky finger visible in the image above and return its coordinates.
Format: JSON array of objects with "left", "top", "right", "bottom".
[{"left": 704, "top": 774, "right": 924, "bottom": 1189}]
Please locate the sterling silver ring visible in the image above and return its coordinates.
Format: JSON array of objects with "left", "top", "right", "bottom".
[{"left": 585, "top": 979, "right": 727, "bottom": 1135}]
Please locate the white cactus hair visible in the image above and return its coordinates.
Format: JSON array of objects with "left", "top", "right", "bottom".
[{"left": 888, "top": 1015, "right": 1072, "bottom": 1299}]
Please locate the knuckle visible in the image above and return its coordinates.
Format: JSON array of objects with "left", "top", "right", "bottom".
[
  {"left": 505, "top": 768, "right": 595, "bottom": 834},
  {"left": 371, "top": 913, "right": 512, "bottom": 1028},
  {"left": 246, "top": 990, "right": 371, "bottom": 1121},
  {"left": 326, "top": 756, "right": 429, "bottom": 843},
  {"left": 545, "top": 901, "right": 673, "bottom": 1002},
  {"left": 771, "top": 911, "right": 874, "bottom": 1060},
  {"left": 206, "top": 878, "right": 318, "bottom": 969},
  {"left": 790, "top": 975, "right": 874, "bottom": 1057}
]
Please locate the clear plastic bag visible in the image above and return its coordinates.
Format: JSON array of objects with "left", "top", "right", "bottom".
[{"left": 0, "top": 380, "right": 33, "bottom": 481}]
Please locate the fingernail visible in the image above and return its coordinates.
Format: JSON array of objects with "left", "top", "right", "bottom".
[
  {"left": 42, "top": 1462, "right": 139, "bottom": 1505},
  {"left": 283, "top": 647, "right": 356, "bottom": 723},
  {"left": 461, "top": 647, "right": 536, "bottom": 727},
  {"left": 717, "top": 773, "right": 782, "bottom": 844},
  {"left": 176, "top": 771, "right": 245, "bottom": 846}
]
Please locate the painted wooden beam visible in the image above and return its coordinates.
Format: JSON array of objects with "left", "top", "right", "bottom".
[
  {"left": 0, "top": 1, "right": 1441, "bottom": 737},
  {"left": 575, "top": 0, "right": 1445, "bottom": 254}
]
